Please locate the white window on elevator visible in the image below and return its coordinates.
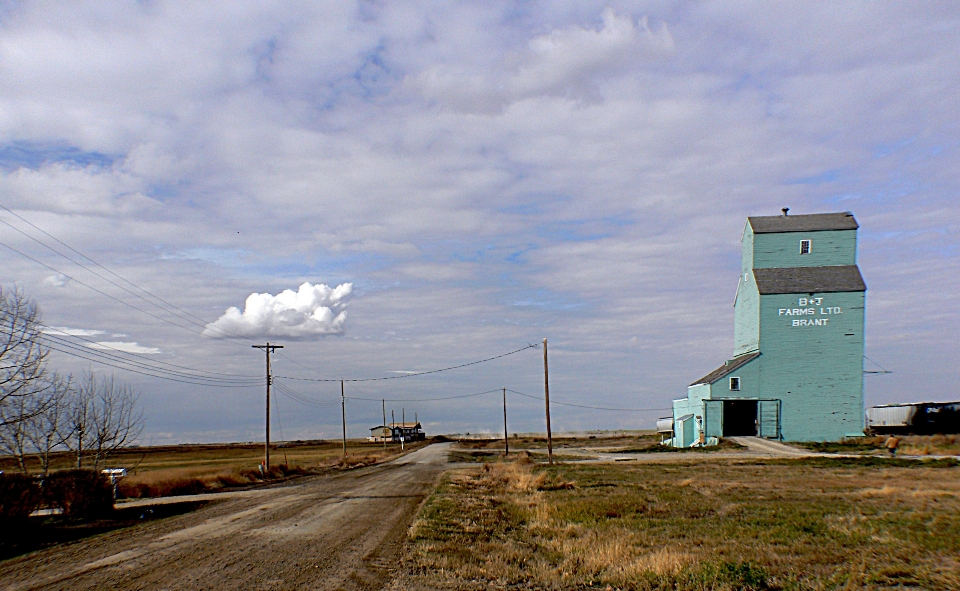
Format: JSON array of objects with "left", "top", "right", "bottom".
[
  {"left": 729, "top": 376, "right": 741, "bottom": 391},
  {"left": 799, "top": 239, "right": 812, "bottom": 255}
]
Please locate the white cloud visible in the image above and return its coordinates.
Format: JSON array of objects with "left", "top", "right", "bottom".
[
  {"left": 41, "top": 274, "right": 69, "bottom": 287},
  {"left": 43, "top": 326, "right": 107, "bottom": 337},
  {"left": 87, "top": 341, "right": 161, "bottom": 355},
  {"left": 204, "top": 282, "right": 353, "bottom": 339},
  {"left": 411, "top": 9, "right": 673, "bottom": 111}
]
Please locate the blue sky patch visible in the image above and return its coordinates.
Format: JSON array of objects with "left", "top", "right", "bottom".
[{"left": 0, "top": 142, "right": 117, "bottom": 171}]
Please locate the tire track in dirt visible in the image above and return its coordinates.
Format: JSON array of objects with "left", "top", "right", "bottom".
[{"left": 0, "top": 443, "right": 451, "bottom": 591}]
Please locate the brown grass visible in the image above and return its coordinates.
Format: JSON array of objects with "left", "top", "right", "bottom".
[
  {"left": 0, "top": 439, "right": 430, "bottom": 499},
  {"left": 798, "top": 434, "right": 960, "bottom": 456},
  {"left": 406, "top": 456, "right": 960, "bottom": 590}
]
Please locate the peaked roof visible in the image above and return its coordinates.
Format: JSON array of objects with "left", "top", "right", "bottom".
[
  {"left": 690, "top": 352, "right": 760, "bottom": 386},
  {"left": 754, "top": 265, "right": 866, "bottom": 294},
  {"left": 748, "top": 212, "right": 858, "bottom": 234}
]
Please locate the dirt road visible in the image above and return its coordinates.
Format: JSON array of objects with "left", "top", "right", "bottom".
[{"left": 0, "top": 442, "right": 451, "bottom": 591}]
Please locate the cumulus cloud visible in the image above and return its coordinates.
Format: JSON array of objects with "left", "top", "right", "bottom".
[
  {"left": 87, "top": 341, "right": 161, "bottom": 354},
  {"left": 204, "top": 282, "right": 353, "bottom": 339}
]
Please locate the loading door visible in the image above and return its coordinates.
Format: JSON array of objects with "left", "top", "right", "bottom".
[
  {"left": 758, "top": 400, "right": 781, "bottom": 439},
  {"left": 722, "top": 400, "right": 758, "bottom": 436},
  {"left": 703, "top": 400, "right": 723, "bottom": 438}
]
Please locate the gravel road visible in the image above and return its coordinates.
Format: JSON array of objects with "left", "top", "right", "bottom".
[{"left": 1, "top": 442, "right": 452, "bottom": 591}]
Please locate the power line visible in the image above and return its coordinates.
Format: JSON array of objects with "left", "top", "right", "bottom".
[
  {"left": 0, "top": 205, "right": 247, "bottom": 341},
  {"left": 35, "top": 331, "right": 261, "bottom": 385},
  {"left": 273, "top": 344, "right": 538, "bottom": 383},
  {"left": 0, "top": 239, "right": 220, "bottom": 339},
  {"left": 38, "top": 324, "right": 261, "bottom": 380},
  {"left": 21, "top": 339, "right": 262, "bottom": 387},
  {"left": 0, "top": 326, "right": 262, "bottom": 387},
  {"left": 505, "top": 389, "right": 670, "bottom": 413},
  {"left": 347, "top": 389, "right": 502, "bottom": 403}
]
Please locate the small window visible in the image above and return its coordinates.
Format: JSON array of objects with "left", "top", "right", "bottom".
[
  {"left": 799, "top": 239, "right": 812, "bottom": 255},
  {"left": 729, "top": 377, "right": 740, "bottom": 391}
]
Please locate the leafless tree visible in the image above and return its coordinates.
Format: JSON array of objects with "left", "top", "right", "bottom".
[
  {"left": 63, "top": 373, "right": 144, "bottom": 470},
  {"left": 22, "top": 374, "right": 72, "bottom": 475},
  {"left": 0, "top": 287, "right": 50, "bottom": 427},
  {"left": 0, "top": 392, "right": 31, "bottom": 472}
]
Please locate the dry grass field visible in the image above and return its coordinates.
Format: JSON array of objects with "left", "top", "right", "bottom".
[
  {"left": 797, "top": 434, "right": 960, "bottom": 456},
  {"left": 405, "top": 454, "right": 960, "bottom": 590},
  {"left": 0, "top": 438, "right": 429, "bottom": 498}
]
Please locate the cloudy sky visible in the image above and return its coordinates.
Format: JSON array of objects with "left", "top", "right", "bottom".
[{"left": 1, "top": 2, "right": 958, "bottom": 444}]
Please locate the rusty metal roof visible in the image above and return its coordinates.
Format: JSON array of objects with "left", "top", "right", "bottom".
[
  {"left": 748, "top": 212, "right": 858, "bottom": 233},
  {"left": 690, "top": 352, "right": 760, "bottom": 386},
  {"left": 754, "top": 265, "right": 866, "bottom": 294}
]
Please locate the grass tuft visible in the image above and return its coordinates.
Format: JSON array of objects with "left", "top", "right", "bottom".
[{"left": 405, "top": 457, "right": 960, "bottom": 589}]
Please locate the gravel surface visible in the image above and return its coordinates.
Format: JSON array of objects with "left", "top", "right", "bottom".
[{"left": 0, "top": 443, "right": 451, "bottom": 591}]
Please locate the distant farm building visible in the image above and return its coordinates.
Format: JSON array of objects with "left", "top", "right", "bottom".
[
  {"left": 669, "top": 211, "right": 866, "bottom": 446},
  {"left": 867, "top": 402, "right": 960, "bottom": 435},
  {"left": 368, "top": 422, "right": 425, "bottom": 442}
]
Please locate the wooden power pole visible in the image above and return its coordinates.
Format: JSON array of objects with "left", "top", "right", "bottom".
[
  {"left": 252, "top": 343, "right": 283, "bottom": 471},
  {"left": 543, "top": 337, "right": 553, "bottom": 464},
  {"left": 382, "top": 399, "right": 387, "bottom": 455},
  {"left": 503, "top": 387, "right": 509, "bottom": 455},
  {"left": 341, "top": 380, "right": 346, "bottom": 459}
]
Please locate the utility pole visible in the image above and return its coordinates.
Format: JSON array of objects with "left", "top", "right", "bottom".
[
  {"left": 543, "top": 337, "right": 553, "bottom": 465},
  {"left": 252, "top": 343, "right": 283, "bottom": 471},
  {"left": 382, "top": 399, "right": 387, "bottom": 455},
  {"left": 503, "top": 387, "right": 509, "bottom": 455},
  {"left": 402, "top": 408, "right": 406, "bottom": 450},
  {"left": 340, "top": 380, "right": 346, "bottom": 459},
  {"left": 391, "top": 409, "right": 395, "bottom": 443}
]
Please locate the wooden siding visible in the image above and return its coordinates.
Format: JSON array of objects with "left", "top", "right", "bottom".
[
  {"left": 752, "top": 229, "right": 857, "bottom": 269},
  {"left": 757, "top": 291, "right": 865, "bottom": 440}
]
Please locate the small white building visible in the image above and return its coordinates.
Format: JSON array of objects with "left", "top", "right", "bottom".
[{"left": 368, "top": 422, "right": 425, "bottom": 442}]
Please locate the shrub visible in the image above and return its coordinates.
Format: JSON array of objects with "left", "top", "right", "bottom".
[
  {"left": 0, "top": 473, "right": 42, "bottom": 522},
  {"left": 44, "top": 469, "right": 114, "bottom": 520}
]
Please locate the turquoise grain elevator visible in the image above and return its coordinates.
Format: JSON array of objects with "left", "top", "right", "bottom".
[{"left": 671, "top": 211, "right": 866, "bottom": 445}]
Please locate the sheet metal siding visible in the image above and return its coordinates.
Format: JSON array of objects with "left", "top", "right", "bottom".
[
  {"left": 758, "top": 291, "right": 865, "bottom": 441},
  {"left": 753, "top": 230, "right": 857, "bottom": 269},
  {"left": 656, "top": 417, "right": 675, "bottom": 433},
  {"left": 867, "top": 405, "right": 915, "bottom": 427}
]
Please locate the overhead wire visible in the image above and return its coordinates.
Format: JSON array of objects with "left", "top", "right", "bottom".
[
  {"left": 505, "top": 388, "right": 670, "bottom": 413},
  {"left": 38, "top": 324, "right": 261, "bottom": 380},
  {"left": 0, "top": 205, "right": 248, "bottom": 341},
  {"left": 36, "top": 335, "right": 261, "bottom": 386},
  {"left": 0, "top": 324, "right": 262, "bottom": 387},
  {"left": 347, "top": 388, "right": 502, "bottom": 403},
  {"left": 0, "top": 238, "right": 221, "bottom": 339},
  {"left": 273, "top": 344, "right": 538, "bottom": 382}
]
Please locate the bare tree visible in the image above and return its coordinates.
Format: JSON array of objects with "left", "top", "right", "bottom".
[
  {"left": 22, "top": 374, "right": 72, "bottom": 475},
  {"left": 0, "top": 392, "right": 31, "bottom": 472},
  {"left": 0, "top": 287, "right": 50, "bottom": 427},
  {"left": 63, "top": 373, "right": 144, "bottom": 470}
]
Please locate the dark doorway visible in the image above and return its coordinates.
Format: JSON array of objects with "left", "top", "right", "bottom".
[{"left": 723, "top": 400, "right": 758, "bottom": 436}]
